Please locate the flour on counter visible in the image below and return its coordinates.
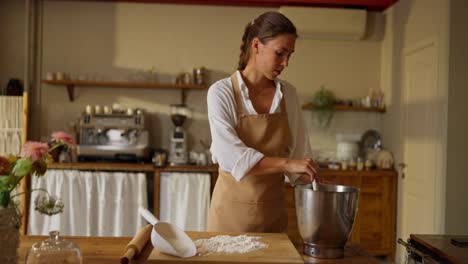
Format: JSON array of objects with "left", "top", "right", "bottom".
[{"left": 194, "top": 235, "right": 268, "bottom": 255}]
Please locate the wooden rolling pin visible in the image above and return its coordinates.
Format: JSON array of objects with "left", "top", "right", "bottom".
[{"left": 120, "top": 224, "right": 153, "bottom": 264}]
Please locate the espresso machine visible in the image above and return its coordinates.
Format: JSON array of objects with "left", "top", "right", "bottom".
[
  {"left": 168, "top": 104, "right": 189, "bottom": 165},
  {"left": 77, "top": 107, "right": 149, "bottom": 162}
]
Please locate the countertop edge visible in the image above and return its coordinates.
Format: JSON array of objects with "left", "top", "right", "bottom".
[{"left": 47, "top": 162, "right": 397, "bottom": 176}]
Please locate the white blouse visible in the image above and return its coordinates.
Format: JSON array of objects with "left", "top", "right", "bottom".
[{"left": 207, "top": 71, "right": 312, "bottom": 182}]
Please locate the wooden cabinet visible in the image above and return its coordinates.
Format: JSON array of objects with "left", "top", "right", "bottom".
[{"left": 285, "top": 169, "right": 397, "bottom": 259}]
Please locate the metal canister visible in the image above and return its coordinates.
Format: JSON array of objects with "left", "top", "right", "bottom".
[{"left": 193, "top": 67, "right": 206, "bottom": 85}]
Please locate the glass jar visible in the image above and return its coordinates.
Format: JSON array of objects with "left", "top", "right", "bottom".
[
  {"left": 193, "top": 67, "right": 206, "bottom": 85},
  {"left": 26, "top": 231, "right": 82, "bottom": 264}
]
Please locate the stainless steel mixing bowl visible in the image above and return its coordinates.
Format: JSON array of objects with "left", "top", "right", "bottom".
[{"left": 295, "top": 183, "right": 360, "bottom": 258}]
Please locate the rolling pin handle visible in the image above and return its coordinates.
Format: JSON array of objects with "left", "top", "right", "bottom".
[{"left": 120, "top": 247, "right": 136, "bottom": 264}]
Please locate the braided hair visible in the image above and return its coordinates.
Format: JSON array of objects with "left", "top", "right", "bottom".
[{"left": 237, "top": 11, "right": 297, "bottom": 71}]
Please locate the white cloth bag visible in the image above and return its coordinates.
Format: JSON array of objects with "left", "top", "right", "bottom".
[
  {"left": 159, "top": 172, "right": 211, "bottom": 231},
  {"left": 28, "top": 169, "right": 148, "bottom": 236}
]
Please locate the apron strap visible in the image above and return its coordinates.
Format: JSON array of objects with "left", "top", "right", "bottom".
[
  {"left": 279, "top": 85, "right": 287, "bottom": 114},
  {"left": 230, "top": 72, "right": 244, "bottom": 118},
  {"left": 232, "top": 72, "right": 289, "bottom": 116}
]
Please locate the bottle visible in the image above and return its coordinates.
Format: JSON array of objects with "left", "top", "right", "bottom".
[
  {"left": 357, "top": 157, "right": 364, "bottom": 171},
  {"left": 341, "top": 160, "right": 348, "bottom": 170},
  {"left": 349, "top": 159, "right": 357, "bottom": 170},
  {"left": 365, "top": 159, "right": 373, "bottom": 170},
  {"left": 376, "top": 90, "right": 385, "bottom": 108},
  {"left": 369, "top": 88, "right": 377, "bottom": 107}
]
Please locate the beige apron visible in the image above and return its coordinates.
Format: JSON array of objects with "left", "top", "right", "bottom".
[{"left": 207, "top": 73, "right": 292, "bottom": 233}]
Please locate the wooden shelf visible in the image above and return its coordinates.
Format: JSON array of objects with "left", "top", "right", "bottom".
[
  {"left": 47, "top": 162, "right": 219, "bottom": 173},
  {"left": 42, "top": 79, "right": 208, "bottom": 102},
  {"left": 302, "top": 103, "right": 386, "bottom": 113}
]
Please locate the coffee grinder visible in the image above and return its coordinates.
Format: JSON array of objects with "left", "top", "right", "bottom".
[{"left": 168, "top": 104, "right": 189, "bottom": 165}]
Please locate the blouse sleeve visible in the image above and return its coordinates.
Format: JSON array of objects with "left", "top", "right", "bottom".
[
  {"left": 207, "top": 82, "right": 265, "bottom": 182},
  {"left": 283, "top": 84, "right": 313, "bottom": 184},
  {"left": 286, "top": 85, "right": 313, "bottom": 159}
]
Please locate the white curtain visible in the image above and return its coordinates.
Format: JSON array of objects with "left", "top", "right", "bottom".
[
  {"left": 0, "top": 96, "right": 24, "bottom": 156},
  {"left": 160, "top": 172, "right": 210, "bottom": 231},
  {"left": 28, "top": 169, "right": 148, "bottom": 236}
]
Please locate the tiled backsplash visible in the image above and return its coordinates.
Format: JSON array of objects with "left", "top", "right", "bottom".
[{"left": 303, "top": 110, "right": 383, "bottom": 159}]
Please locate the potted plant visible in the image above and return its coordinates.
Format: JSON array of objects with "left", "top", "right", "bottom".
[
  {"left": 0, "top": 131, "right": 75, "bottom": 263},
  {"left": 312, "top": 85, "right": 336, "bottom": 128}
]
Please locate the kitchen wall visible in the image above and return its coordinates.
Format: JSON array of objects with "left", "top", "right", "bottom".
[
  {"left": 381, "top": 0, "right": 450, "bottom": 261},
  {"left": 0, "top": 0, "right": 26, "bottom": 94},
  {"left": 28, "top": 1, "right": 384, "bottom": 154},
  {"left": 446, "top": 0, "right": 468, "bottom": 235}
]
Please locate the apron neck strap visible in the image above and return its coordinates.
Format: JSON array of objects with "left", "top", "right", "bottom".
[
  {"left": 279, "top": 84, "right": 287, "bottom": 114},
  {"left": 231, "top": 72, "right": 288, "bottom": 115},
  {"left": 231, "top": 72, "right": 244, "bottom": 117}
]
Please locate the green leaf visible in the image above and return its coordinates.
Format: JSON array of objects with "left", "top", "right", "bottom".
[
  {"left": 0, "top": 176, "right": 10, "bottom": 192},
  {"left": 0, "top": 175, "right": 16, "bottom": 190},
  {"left": 12, "top": 158, "right": 33, "bottom": 177},
  {"left": 0, "top": 191, "right": 11, "bottom": 208}
]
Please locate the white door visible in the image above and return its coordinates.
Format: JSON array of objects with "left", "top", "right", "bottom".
[
  {"left": 400, "top": 40, "right": 444, "bottom": 245},
  {"left": 400, "top": 38, "right": 444, "bottom": 261}
]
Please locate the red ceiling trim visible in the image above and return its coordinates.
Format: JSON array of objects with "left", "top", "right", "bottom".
[{"left": 58, "top": 0, "right": 398, "bottom": 11}]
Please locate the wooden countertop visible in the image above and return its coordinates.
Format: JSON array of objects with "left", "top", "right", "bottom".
[
  {"left": 19, "top": 234, "right": 379, "bottom": 264},
  {"left": 411, "top": 234, "right": 468, "bottom": 264},
  {"left": 148, "top": 231, "right": 302, "bottom": 264}
]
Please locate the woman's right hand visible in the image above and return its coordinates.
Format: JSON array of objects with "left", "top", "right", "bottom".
[{"left": 284, "top": 158, "right": 320, "bottom": 184}]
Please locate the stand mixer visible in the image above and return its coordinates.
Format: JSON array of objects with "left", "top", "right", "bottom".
[{"left": 168, "top": 104, "right": 190, "bottom": 165}]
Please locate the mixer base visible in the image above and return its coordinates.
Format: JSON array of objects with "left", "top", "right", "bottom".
[{"left": 303, "top": 243, "right": 344, "bottom": 259}]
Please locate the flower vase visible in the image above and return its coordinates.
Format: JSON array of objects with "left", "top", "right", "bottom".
[{"left": 0, "top": 207, "right": 20, "bottom": 264}]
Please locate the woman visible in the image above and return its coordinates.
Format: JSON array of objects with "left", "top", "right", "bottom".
[{"left": 207, "top": 11, "right": 319, "bottom": 233}]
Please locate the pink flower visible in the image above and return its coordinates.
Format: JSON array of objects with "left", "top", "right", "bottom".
[
  {"left": 51, "top": 131, "right": 75, "bottom": 146},
  {"left": 22, "top": 141, "right": 49, "bottom": 161}
]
